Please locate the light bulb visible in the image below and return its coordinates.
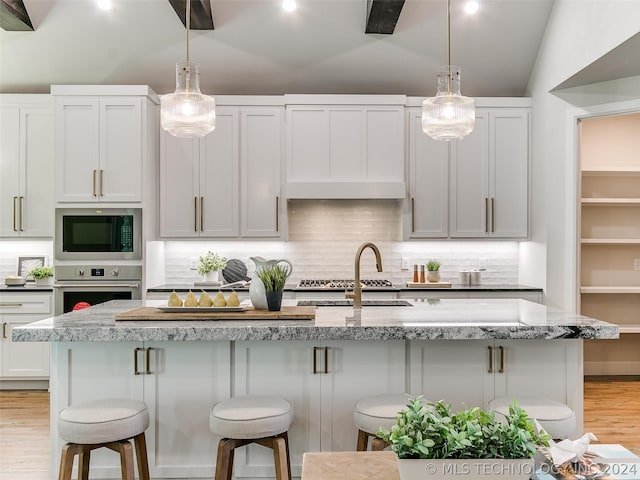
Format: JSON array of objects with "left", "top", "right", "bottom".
[
  {"left": 97, "top": 0, "right": 113, "bottom": 11},
  {"left": 282, "top": 0, "right": 296, "bottom": 12},
  {"left": 465, "top": 1, "right": 479, "bottom": 14},
  {"left": 181, "top": 103, "right": 195, "bottom": 116}
]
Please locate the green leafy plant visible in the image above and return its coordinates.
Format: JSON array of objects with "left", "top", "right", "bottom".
[
  {"left": 377, "top": 397, "right": 550, "bottom": 460},
  {"left": 197, "top": 251, "right": 227, "bottom": 275},
  {"left": 29, "top": 265, "right": 54, "bottom": 280},
  {"left": 256, "top": 263, "right": 291, "bottom": 292},
  {"left": 426, "top": 260, "right": 441, "bottom": 272}
]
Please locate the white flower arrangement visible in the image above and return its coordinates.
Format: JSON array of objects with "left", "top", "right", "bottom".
[{"left": 197, "top": 251, "right": 227, "bottom": 275}]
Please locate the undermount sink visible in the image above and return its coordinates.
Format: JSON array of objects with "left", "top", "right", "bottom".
[{"left": 297, "top": 299, "right": 412, "bottom": 307}]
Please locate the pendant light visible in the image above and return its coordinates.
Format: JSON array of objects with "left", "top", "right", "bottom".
[
  {"left": 161, "top": 0, "right": 215, "bottom": 138},
  {"left": 422, "top": 0, "right": 475, "bottom": 141}
]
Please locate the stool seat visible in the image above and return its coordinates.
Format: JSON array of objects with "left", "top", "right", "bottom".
[
  {"left": 210, "top": 395, "right": 293, "bottom": 440},
  {"left": 353, "top": 394, "right": 410, "bottom": 435},
  {"left": 489, "top": 397, "right": 576, "bottom": 439}
]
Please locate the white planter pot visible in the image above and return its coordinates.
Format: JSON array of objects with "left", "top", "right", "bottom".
[
  {"left": 205, "top": 270, "right": 219, "bottom": 283},
  {"left": 427, "top": 271, "right": 441, "bottom": 282},
  {"left": 34, "top": 277, "right": 53, "bottom": 286},
  {"left": 397, "top": 458, "right": 534, "bottom": 480}
]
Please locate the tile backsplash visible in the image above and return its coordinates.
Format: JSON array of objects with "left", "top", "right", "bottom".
[
  {"left": 0, "top": 240, "right": 53, "bottom": 279},
  {"left": 161, "top": 200, "right": 519, "bottom": 286}
]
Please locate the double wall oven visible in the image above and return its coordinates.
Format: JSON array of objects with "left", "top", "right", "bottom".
[{"left": 54, "top": 208, "right": 143, "bottom": 315}]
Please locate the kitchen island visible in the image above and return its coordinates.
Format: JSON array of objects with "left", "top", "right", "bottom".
[{"left": 13, "top": 299, "right": 618, "bottom": 480}]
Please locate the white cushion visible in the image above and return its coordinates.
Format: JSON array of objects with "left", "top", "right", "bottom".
[
  {"left": 489, "top": 397, "right": 576, "bottom": 439},
  {"left": 210, "top": 396, "right": 293, "bottom": 440},
  {"left": 58, "top": 398, "right": 149, "bottom": 445},
  {"left": 353, "top": 394, "right": 414, "bottom": 435}
]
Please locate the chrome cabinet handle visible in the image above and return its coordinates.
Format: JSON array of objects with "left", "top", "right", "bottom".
[
  {"left": 485, "top": 197, "right": 489, "bottom": 233},
  {"left": 134, "top": 347, "right": 144, "bottom": 375},
  {"left": 200, "top": 197, "right": 204, "bottom": 232},
  {"left": 19, "top": 196, "right": 24, "bottom": 231},
  {"left": 411, "top": 198, "right": 415, "bottom": 233},
  {"left": 0, "top": 303, "right": 23, "bottom": 307},
  {"left": 275, "top": 196, "right": 279, "bottom": 232},
  {"left": 194, "top": 197, "right": 198, "bottom": 232},
  {"left": 12, "top": 197, "right": 18, "bottom": 231},
  {"left": 92, "top": 170, "right": 97, "bottom": 197},
  {"left": 491, "top": 198, "right": 495, "bottom": 233},
  {"left": 487, "top": 346, "right": 493, "bottom": 373},
  {"left": 498, "top": 345, "right": 504, "bottom": 373}
]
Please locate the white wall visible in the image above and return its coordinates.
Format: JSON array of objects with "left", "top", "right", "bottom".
[{"left": 523, "top": 0, "right": 640, "bottom": 309}]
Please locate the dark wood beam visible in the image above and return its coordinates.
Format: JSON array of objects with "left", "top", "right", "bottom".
[
  {"left": 0, "top": 0, "right": 33, "bottom": 31},
  {"left": 168, "top": 0, "right": 214, "bottom": 30},
  {"left": 365, "top": 0, "right": 405, "bottom": 35}
]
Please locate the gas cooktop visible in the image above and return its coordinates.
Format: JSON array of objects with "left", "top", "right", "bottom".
[{"left": 296, "top": 279, "right": 394, "bottom": 289}]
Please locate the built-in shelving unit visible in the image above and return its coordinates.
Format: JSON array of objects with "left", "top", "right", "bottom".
[{"left": 579, "top": 112, "right": 640, "bottom": 375}]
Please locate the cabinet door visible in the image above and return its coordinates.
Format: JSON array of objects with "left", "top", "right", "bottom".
[
  {"left": 144, "top": 342, "right": 231, "bottom": 478},
  {"left": 233, "top": 341, "right": 321, "bottom": 478},
  {"left": 320, "top": 340, "right": 406, "bottom": 453},
  {"left": 408, "top": 340, "right": 495, "bottom": 411},
  {"left": 160, "top": 132, "right": 199, "bottom": 237},
  {"left": 287, "top": 107, "right": 329, "bottom": 181},
  {"left": 450, "top": 111, "right": 489, "bottom": 237},
  {"left": 489, "top": 110, "right": 529, "bottom": 238},
  {"left": 408, "top": 109, "right": 449, "bottom": 238},
  {"left": 200, "top": 108, "right": 239, "bottom": 237},
  {"left": 21, "top": 107, "right": 54, "bottom": 236},
  {"left": 241, "top": 108, "right": 282, "bottom": 237},
  {"left": 99, "top": 98, "right": 142, "bottom": 202},
  {"left": 1, "top": 316, "right": 50, "bottom": 377},
  {"left": 0, "top": 106, "right": 20, "bottom": 237},
  {"left": 55, "top": 97, "right": 100, "bottom": 202}
]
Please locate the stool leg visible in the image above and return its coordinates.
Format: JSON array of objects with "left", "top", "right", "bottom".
[
  {"left": 133, "top": 432, "right": 150, "bottom": 480},
  {"left": 282, "top": 432, "right": 292, "bottom": 480},
  {"left": 58, "top": 443, "right": 81, "bottom": 480},
  {"left": 106, "top": 440, "right": 135, "bottom": 480},
  {"left": 371, "top": 437, "right": 388, "bottom": 451},
  {"left": 78, "top": 448, "right": 90, "bottom": 480},
  {"left": 272, "top": 436, "right": 290, "bottom": 480},
  {"left": 215, "top": 438, "right": 250, "bottom": 480},
  {"left": 356, "top": 429, "right": 369, "bottom": 451}
]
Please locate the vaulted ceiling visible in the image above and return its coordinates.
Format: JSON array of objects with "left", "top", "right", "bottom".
[{"left": 2, "top": 0, "right": 557, "bottom": 96}]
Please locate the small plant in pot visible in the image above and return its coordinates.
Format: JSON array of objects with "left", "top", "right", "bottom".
[
  {"left": 377, "top": 397, "right": 550, "bottom": 480},
  {"left": 197, "top": 251, "right": 227, "bottom": 283},
  {"left": 426, "top": 260, "right": 441, "bottom": 282},
  {"left": 29, "top": 266, "right": 54, "bottom": 285},
  {"left": 255, "top": 263, "right": 291, "bottom": 311}
]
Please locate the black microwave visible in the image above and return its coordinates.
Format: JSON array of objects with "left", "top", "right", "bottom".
[{"left": 55, "top": 208, "right": 142, "bottom": 261}]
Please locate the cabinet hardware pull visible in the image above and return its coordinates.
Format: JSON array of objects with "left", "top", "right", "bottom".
[
  {"left": 498, "top": 345, "right": 504, "bottom": 373},
  {"left": 194, "top": 197, "right": 198, "bottom": 232},
  {"left": 411, "top": 198, "right": 415, "bottom": 233},
  {"left": 2, "top": 322, "right": 7, "bottom": 339},
  {"left": 12, "top": 197, "right": 18, "bottom": 231},
  {"left": 323, "top": 346, "right": 328, "bottom": 374},
  {"left": 485, "top": 197, "right": 489, "bottom": 233},
  {"left": 275, "top": 196, "right": 279, "bottom": 232},
  {"left": 491, "top": 198, "right": 495, "bottom": 233},
  {"left": 200, "top": 197, "right": 204, "bottom": 232},
  {"left": 99, "top": 170, "right": 104, "bottom": 197},
  {"left": 134, "top": 347, "right": 144, "bottom": 375},
  {"left": 145, "top": 347, "right": 152, "bottom": 375},
  {"left": 93, "top": 170, "right": 97, "bottom": 197},
  {"left": 19, "top": 196, "right": 24, "bottom": 231},
  {"left": 312, "top": 346, "right": 320, "bottom": 374},
  {"left": 487, "top": 346, "right": 493, "bottom": 373},
  {"left": 0, "top": 303, "right": 23, "bottom": 307}
]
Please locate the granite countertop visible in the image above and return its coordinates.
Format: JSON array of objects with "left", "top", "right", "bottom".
[
  {"left": 0, "top": 284, "right": 53, "bottom": 292},
  {"left": 13, "top": 298, "right": 618, "bottom": 342},
  {"left": 147, "top": 283, "right": 543, "bottom": 293}
]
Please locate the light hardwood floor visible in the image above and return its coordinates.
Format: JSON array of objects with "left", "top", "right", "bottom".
[{"left": 1, "top": 380, "right": 639, "bottom": 478}]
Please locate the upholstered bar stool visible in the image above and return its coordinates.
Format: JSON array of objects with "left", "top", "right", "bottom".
[
  {"left": 57, "top": 398, "right": 150, "bottom": 480},
  {"left": 210, "top": 395, "right": 294, "bottom": 480},
  {"left": 489, "top": 397, "right": 576, "bottom": 440},
  {"left": 353, "top": 394, "right": 412, "bottom": 451}
]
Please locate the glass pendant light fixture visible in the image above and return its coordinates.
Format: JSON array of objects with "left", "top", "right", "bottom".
[
  {"left": 161, "top": 0, "right": 215, "bottom": 137},
  {"left": 422, "top": 0, "right": 475, "bottom": 141}
]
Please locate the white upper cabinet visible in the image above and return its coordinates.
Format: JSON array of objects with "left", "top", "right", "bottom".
[
  {"left": 450, "top": 108, "right": 529, "bottom": 238},
  {"left": 285, "top": 96, "right": 406, "bottom": 199},
  {"left": 52, "top": 86, "right": 158, "bottom": 204},
  {"left": 0, "top": 96, "right": 54, "bottom": 237}
]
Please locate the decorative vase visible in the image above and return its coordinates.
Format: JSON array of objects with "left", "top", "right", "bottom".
[
  {"left": 205, "top": 270, "right": 219, "bottom": 283},
  {"left": 427, "top": 271, "right": 441, "bottom": 282},
  {"left": 34, "top": 277, "right": 53, "bottom": 286},
  {"left": 265, "top": 290, "right": 283, "bottom": 312},
  {"left": 397, "top": 458, "right": 534, "bottom": 480},
  {"left": 249, "top": 257, "right": 293, "bottom": 310}
]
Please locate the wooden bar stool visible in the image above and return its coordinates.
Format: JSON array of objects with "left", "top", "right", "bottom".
[
  {"left": 57, "top": 398, "right": 150, "bottom": 480},
  {"left": 209, "top": 395, "right": 294, "bottom": 480},
  {"left": 353, "top": 394, "right": 412, "bottom": 451}
]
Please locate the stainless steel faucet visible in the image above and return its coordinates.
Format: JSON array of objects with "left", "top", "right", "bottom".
[{"left": 345, "top": 242, "right": 383, "bottom": 309}]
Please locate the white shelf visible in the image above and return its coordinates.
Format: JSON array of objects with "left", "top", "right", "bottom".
[
  {"left": 582, "top": 168, "right": 640, "bottom": 176},
  {"left": 581, "top": 198, "right": 640, "bottom": 205},
  {"left": 581, "top": 239, "right": 640, "bottom": 245},
  {"left": 581, "top": 286, "right": 640, "bottom": 294}
]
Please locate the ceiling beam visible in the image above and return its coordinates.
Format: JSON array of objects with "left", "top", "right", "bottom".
[
  {"left": 0, "top": 0, "right": 33, "bottom": 31},
  {"left": 365, "top": 0, "right": 405, "bottom": 35},
  {"left": 167, "top": 0, "right": 214, "bottom": 30}
]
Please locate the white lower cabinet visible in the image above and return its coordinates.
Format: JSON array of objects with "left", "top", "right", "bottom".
[
  {"left": 408, "top": 339, "right": 582, "bottom": 434},
  {"left": 50, "top": 341, "right": 231, "bottom": 479},
  {"left": 232, "top": 340, "right": 406, "bottom": 478},
  {"left": 0, "top": 293, "right": 51, "bottom": 381}
]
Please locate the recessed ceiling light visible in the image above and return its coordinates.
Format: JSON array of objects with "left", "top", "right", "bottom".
[
  {"left": 282, "top": 0, "right": 296, "bottom": 12},
  {"left": 465, "top": 1, "right": 479, "bottom": 14},
  {"left": 97, "top": 0, "right": 112, "bottom": 11}
]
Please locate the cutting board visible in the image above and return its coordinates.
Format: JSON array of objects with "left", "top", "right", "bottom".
[
  {"left": 115, "top": 306, "right": 316, "bottom": 321},
  {"left": 406, "top": 281, "right": 452, "bottom": 288}
]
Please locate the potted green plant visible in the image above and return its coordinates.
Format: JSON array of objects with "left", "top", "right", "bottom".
[
  {"left": 426, "top": 260, "right": 441, "bottom": 282},
  {"left": 377, "top": 397, "right": 550, "bottom": 480},
  {"left": 197, "top": 251, "right": 227, "bottom": 283},
  {"left": 255, "top": 263, "right": 291, "bottom": 311},
  {"left": 29, "top": 266, "right": 54, "bottom": 285}
]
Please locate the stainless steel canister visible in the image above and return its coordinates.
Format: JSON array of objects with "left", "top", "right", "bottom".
[
  {"left": 470, "top": 270, "right": 481, "bottom": 285},
  {"left": 458, "top": 271, "right": 471, "bottom": 285}
]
